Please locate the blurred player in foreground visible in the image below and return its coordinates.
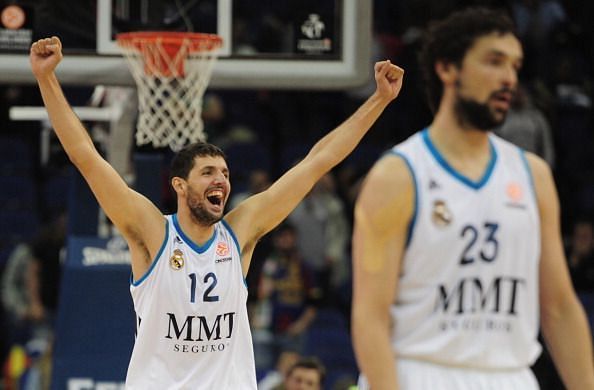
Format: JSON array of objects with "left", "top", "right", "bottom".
[{"left": 352, "top": 7, "right": 594, "bottom": 390}]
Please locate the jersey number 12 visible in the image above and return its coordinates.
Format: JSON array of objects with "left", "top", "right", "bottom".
[{"left": 188, "top": 272, "right": 220, "bottom": 302}]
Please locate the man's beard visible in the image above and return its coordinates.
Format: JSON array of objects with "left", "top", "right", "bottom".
[
  {"left": 454, "top": 80, "right": 510, "bottom": 131},
  {"left": 189, "top": 203, "right": 222, "bottom": 226},
  {"left": 454, "top": 95, "right": 505, "bottom": 131},
  {"left": 187, "top": 187, "right": 223, "bottom": 226}
]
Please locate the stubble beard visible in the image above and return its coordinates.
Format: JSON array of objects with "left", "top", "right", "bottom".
[
  {"left": 189, "top": 203, "right": 222, "bottom": 226},
  {"left": 187, "top": 187, "right": 223, "bottom": 226}
]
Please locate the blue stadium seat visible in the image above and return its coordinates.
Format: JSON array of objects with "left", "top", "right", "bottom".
[
  {"left": 298, "top": 308, "right": 355, "bottom": 390},
  {"left": 279, "top": 143, "right": 312, "bottom": 172},
  {"left": 0, "top": 209, "right": 40, "bottom": 243},
  {"left": 0, "top": 242, "right": 16, "bottom": 268},
  {"left": 310, "top": 308, "right": 348, "bottom": 331},
  {"left": 41, "top": 172, "right": 72, "bottom": 215},
  {"left": 303, "top": 326, "right": 358, "bottom": 385},
  {"left": 343, "top": 143, "right": 385, "bottom": 172},
  {"left": 0, "top": 137, "right": 33, "bottom": 175},
  {"left": 0, "top": 175, "right": 37, "bottom": 211},
  {"left": 224, "top": 142, "right": 272, "bottom": 193},
  {"left": 225, "top": 142, "right": 272, "bottom": 174}
]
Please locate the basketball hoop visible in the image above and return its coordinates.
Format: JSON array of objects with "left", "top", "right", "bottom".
[{"left": 116, "top": 32, "right": 222, "bottom": 151}]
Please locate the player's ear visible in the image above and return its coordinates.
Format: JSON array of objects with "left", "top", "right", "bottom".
[
  {"left": 171, "top": 177, "right": 186, "bottom": 195},
  {"left": 435, "top": 60, "right": 458, "bottom": 86}
]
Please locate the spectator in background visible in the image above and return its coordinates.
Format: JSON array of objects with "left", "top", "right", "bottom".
[
  {"left": 1, "top": 213, "right": 66, "bottom": 339},
  {"left": 288, "top": 173, "right": 349, "bottom": 304},
  {"left": 258, "top": 350, "right": 301, "bottom": 390},
  {"left": 494, "top": 83, "right": 555, "bottom": 167},
  {"left": 1, "top": 212, "right": 66, "bottom": 387},
  {"left": 281, "top": 357, "right": 326, "bottom": 390},
  {"left": 29, "top": 212, "right": 67, "bottom": 325},
  {"left": 566, "top": 217, "right": 594, "bottom": 293},
  {"left": 1, "top": 243, "right": 36, "bottom": 346},
  {"left": 253, "top": 223, "right": 321, "bottom": 370}
]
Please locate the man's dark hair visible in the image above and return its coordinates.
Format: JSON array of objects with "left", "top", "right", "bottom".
[
  {"left": 419, "top": 7, "right": 518, "bottom": 112},
  {"left": 169, "top": 142, "right": 226, "bottom": 180},
  {"left": 286, "top": 356, "right": 326, "bottom": 384},
  {"left": 275, "top": 222, "right": 297, "bottom": 236}
]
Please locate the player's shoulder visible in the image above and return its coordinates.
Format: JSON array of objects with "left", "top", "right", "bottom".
[
  {"left": 520, "top": 151, "right": 557, "bottom": 208},
  {"left": 358, "top": 151, "right": 414, "bottom": 215},
  {"left": 371, "top": 150, "right": 413, "bottom": 183},
  {"left": 522, "top": 151, "right": 552, "bottom": 181}
]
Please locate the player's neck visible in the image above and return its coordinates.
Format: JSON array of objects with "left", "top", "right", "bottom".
[
  {"left": 430, "top": 108, "right": 491, "bottom": 157},
  {"left": 428, "top": 110, "right": 493, "bottom": 181},
  {"left": 176, "top": 210, "right": 217, "bottom": 247}
]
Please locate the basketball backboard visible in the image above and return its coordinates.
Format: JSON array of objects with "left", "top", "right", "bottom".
[{"left": 0, "top": 0, "right": 371, "bottom": 89}]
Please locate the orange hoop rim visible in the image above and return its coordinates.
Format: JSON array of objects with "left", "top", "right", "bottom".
[{"left": 116, "top": 31, "right": 223, "bottom": 53}]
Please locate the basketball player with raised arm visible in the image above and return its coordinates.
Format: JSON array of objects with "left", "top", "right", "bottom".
[
  {"left": 352, "top": 7, "right": 594, "bottom": 390},
  {"left": 30, "top": 37, "right": 403, "bottom": 389}
]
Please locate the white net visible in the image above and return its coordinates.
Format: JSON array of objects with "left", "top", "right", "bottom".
[{"left": 117, "top": 33, "right": 221, "bottom": 151}]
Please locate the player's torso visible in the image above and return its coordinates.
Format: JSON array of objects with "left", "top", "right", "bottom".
[
  {"left": 126, "top": 215, "right": 256, "bottom": 389},
  {"left": 390, "top": 130, "right": 542, "bottom": 369}
]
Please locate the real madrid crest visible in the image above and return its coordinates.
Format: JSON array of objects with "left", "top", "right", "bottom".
[
  {"left": 431, "top": 199, "right": 453, "bottom": 227},
  {"left": 170, "top": 249, "right": 185, "bottom": 270}
]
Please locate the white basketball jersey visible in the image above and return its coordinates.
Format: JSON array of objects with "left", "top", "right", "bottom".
[
  {"left": 389, "top": 129, "right": 542, "bottom": 369},
  {"left": 125, "top": 214, "right": 256, "bottom": 389}
]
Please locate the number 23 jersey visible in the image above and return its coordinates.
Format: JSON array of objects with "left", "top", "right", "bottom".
[
  {"left": 390, "top": 129, "right": 541, "bottom": 369},
  {"left": 125, "top": 214, "right": 256, "bottom": 389}
]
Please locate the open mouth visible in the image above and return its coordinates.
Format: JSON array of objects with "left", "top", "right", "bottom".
[{"left": 206, "top": 189, "right": 224, "bottom": 207}]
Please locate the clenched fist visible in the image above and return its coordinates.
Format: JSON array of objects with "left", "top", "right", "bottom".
[
  {"left": 374, "top": 60, "right": 404, "bottom": 101},
  {"left": 30, "top": 36, "right": 63, "bottom": 79}
]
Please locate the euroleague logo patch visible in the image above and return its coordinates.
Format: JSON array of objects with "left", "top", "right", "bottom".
[
  {"left": 505, "top": 182, "right": 527, "bottom": 209},
  {"left": 216, "top": 242, "right": 229, "bottom": 256},
  {"left": 215, "top": 241, "right": 232, "bottom": 264},
  {"left": 506, "top": 182, "right": 523, "bottom": 202}
]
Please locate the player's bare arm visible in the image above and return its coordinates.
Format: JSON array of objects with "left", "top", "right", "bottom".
[
  {"left": 30, "top": 37, "right": 165, "bottom": 279},
  {"left": 352, "top": 155, "right": 414, "bottom": 390},
  {"left": 226, "top": 60, "right": 404, "bottom": 274},
  {"left": 527, "top": 153, "right": 594, "bottom": 389}
]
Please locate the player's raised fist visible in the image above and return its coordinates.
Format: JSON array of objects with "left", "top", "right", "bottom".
[
  {"left": 30, "top": 36, "right": 63, "bottom": 78},
  {"left": 374, "top": 60, "right": 404, "bottom": 101}
]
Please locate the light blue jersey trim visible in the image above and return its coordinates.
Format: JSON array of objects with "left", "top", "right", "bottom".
[
  {"left": 172, "top": 213, "right": 216, "bottom": 254},
  {"left": 131, "top": 218, "right": 169, "bottom": 286},
  {"left": 221, "top": 219, "right": 241, "bottom": 255},
  {"left": 220, "top": 219, "right": 248, "bottom": 288},
  {"left": 519, "top": 148, "right": 537, "bottom": 202},
  {"left": 422, "top": 129, "right": 497, "bottom": 190},
  {"left": 384, "top": 151, "right": 418, "bottom": 248}
]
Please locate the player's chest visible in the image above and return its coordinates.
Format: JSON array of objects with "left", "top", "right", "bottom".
[{"left": 159, "top": 244, "right": 242, "bottom": 306}]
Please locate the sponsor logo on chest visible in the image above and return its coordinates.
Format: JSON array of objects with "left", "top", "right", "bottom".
[
  {"left": 215, "top": 241, "right": 232, "bottom": 264},
  {"left": 504, "top": 181, "right": 528, "bottom": 209}
]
